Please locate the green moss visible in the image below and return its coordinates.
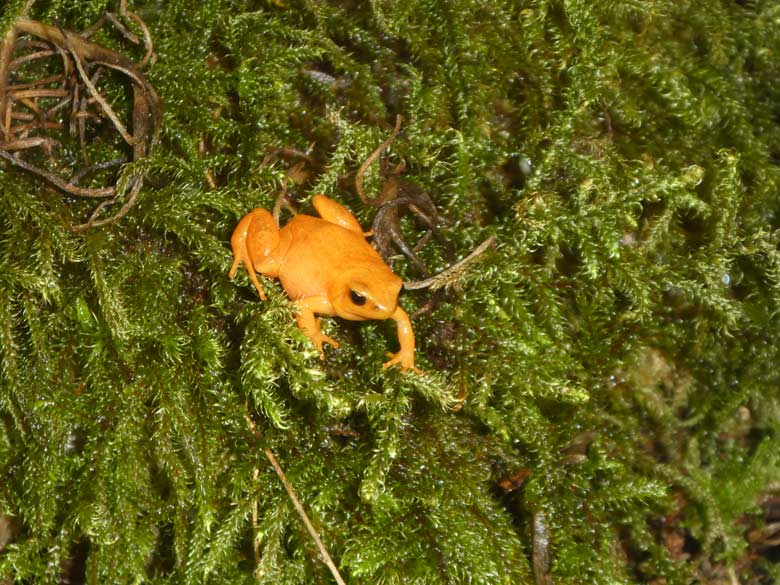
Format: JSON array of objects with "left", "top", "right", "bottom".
[{"left": 2, "top": 0, "right": 780, "bottom": 583}]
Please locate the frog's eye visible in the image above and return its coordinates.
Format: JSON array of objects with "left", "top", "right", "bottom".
[{"left": 350, "top": 290, "right": 367, "bottom": 306}]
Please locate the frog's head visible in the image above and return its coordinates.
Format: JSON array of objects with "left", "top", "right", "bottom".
[{"left": 331, "top": 264, "right": 403, "bottom": 321}]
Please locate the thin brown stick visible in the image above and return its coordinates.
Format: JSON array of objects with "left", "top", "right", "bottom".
[
  {"left": 68, "top": 78, "right": 79, "bottom": 136},
  {"left": 0, "top": 26, "right": 18, "bottom": 141},
  {"left": 2, "top": 110, "right": 10, "bottom": 139},
  {"left": 272, "top": 183, "right": 288, "bottom": 226},
  {"left": 14, "top": 40, "right": 49, "bottom": 51},
  {"left": 12, "top": 73, "right": 65, "bottom": 91},
  {"left": 0, "top": 150, "right": 114, "bottom": 197},
  {"left": 198, "top": 138, "right": 217, "bottom": 189},
  {"left": 16, "top": 96, "right": 39, "bottom": 114},
  {"left": 532, "top": 511, "right": 553, "bottom": 585},
  {"left": 87, "top": 13, "right": 139, "bottom": 45},
  {"left": 53, "top": 40, "right": 71, "bottom": 85},
  {"left": 7, "top": 17, "right": 162, "bottom": 230},
  {"left": 9, "top": 47, "right": 58, "bottom": 69},
  {"left": 251, "top": 467, "right": 260, "bottom": 565},
  {"left": 0, "top": 136, "right": 56, "bottom": 150},
  {"left": 45, "top": 94, "right": 72, "bottom": 118},
  {"left": 272, "top": 170, "right": 300, "bottom": 226},
  {"left": 72, "top": 110, "right": 99, "bottom": 120},
  {"left": 265, "top": 146, "right": 316, "bottom": 167},
  {"left": 78, "top": 66, "right": 103, "bottom": 163},
  {"left": 66, "top": 42, "right": 135, "bottom": 146},
  {"left": 119, "top": 0, "right": 155, "bottom": 67},
  {"left": 244, "top": 415, "right": 346, "bottom": 585},
  {"left": 9, "top": 88, "right": 68, "bottom": 100},
  {"left": 11, "top": 120, "right": 64, "bottom": 133},
  {"left": 71, "top": 174, "right": 143, "bottom": 231},
  {"left": 355, "top": 114, "right": 403, "bottom": 205},
  {"left": 263, "top": 448, "right": 347, "bottom": 585},
  {"left": 403, "top": 236, "right": 497, "bottom": 291},
  {"left": 68, "top": 157, "right": 125, "bottom": 185}
]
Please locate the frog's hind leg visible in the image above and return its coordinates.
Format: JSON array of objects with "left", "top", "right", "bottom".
[
  {"left": 311, "top": 194, "right": 368, "bottom": 236},
  {"left": 229, "top": 209, "right": 280, "bottom": 301}
]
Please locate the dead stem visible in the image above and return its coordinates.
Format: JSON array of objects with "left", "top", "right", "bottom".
[
  {"left": 9, "top": 50, "right": 58, "bottom": 71},
  {"left": 272, "top": 187, "right": 288, "bottom": 226},
  {"left": 0, "top": 150, "right": 114, "bottom": 197},
  {"left": 0, "top": 136, "right": 56, "bottom": 151},
  {"left": 72, "top": 173, "right": 145, "bottom": 231},
  {"left": 65, "top": 40, "right": 136, "bottom": 146},
  {"left": 68, "top": 158, "right": 125, "bottom": 185},
  {"left": 251, "top": 467, "right": 260, "bottom": 565},
  {"left": 12, "top": 120, "right": 64, "bottom": 134},
  {"left": 532, "top": 511, "right": 554, "bottom": 585},
  {"left": 0, "top": 27, "right": 18, "bottom": 140},
  {"left": 0, "top": 14, "right": 161, "bottom": 230},
  {"left": 45, "top": 95, "right": 72, "bottom": 118},
  {"left": 244, "top": 415, "right": 346, "bottom": 585},
  {"left": 355, "top": 113, "right": 403, "bottom": 205},
  {"left": 198, "top": 138, "right": 217, "bottom": 189},
  {"left": 119, "top": 0, "right": 155, "bottom": 67},
  {"left": 83, "top": 13, "right": 139, "bottom": 45},
  {"left": 9, "top": 88, "right": 68, "bottom": 99},
  {"left": 272, "top": 164, "right": 303, "bottom": 226},
  {"left": 403, "top": 236, "right": 496, "bottom": 291}
]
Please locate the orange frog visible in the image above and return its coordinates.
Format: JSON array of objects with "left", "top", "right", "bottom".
[{"left": 229, "top": 195, "right": 417, "bottom": 371}]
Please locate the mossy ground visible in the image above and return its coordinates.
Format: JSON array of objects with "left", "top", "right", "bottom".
[{"left": 1, "top": 1, "right": 780, "bottom": 583}]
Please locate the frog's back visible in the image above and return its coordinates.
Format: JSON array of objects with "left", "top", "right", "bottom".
[{"left": 278, "top": 214, "right": 385, "bottom": 300}]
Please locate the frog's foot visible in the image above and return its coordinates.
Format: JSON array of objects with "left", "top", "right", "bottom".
[
  {"left": 312, "top": 332, "right": 340, "bottom": 358},
  {"left": 295, "top": 296, "right": 338, "bottom": 359},
  {"left": 383, "top": 306, "right": 419, "bottom": 372},
  {"left": 383, "top": 350, "right": 420, "bottom": 373},
  {"left": 228, "top": 252, "right": 266, "bottom": 301}
]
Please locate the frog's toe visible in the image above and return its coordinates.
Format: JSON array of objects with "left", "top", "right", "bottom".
[
  {"left": 382, "top": 351, "right": 420, "bottom": 373},
  {"left": 313, "top": 334, "right": 339, "bottom": 357},
  {"left": 320, "top": 334, "right": 339, "bottom": 350},
  {"left": 228, "top": 257, "right": 240, "bottom": 280}
]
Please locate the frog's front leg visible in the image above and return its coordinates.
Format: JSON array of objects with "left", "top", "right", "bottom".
[
  {"left": 295, "top": 296, "right": 340, "bottom": 357},
  {"left": 229, "top": 208, "right": 280, "bottom": 300},
  {"left": 383, "top": 306, "right": 419, "bottom": 372},
  {"left": 312, "top": 194, "right": 369, "bottom": 236}
]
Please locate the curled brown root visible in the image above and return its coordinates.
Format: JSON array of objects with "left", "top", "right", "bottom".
[{"left": 0, "top": 5, "right": 161, "bottom": 231}]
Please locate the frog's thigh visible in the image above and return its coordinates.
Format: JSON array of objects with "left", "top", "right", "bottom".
[
  {"left": 295, "top": 296, "right": 340, "bottom": 356},
  {"left": 229, "top": 209, "right": 280, "bottom": 300},
  {"left": 243, "top": 209, "right": 280, "bottom": 269},
  {"left": 312, "top": 194, "right": 364, "bottom": 235}
]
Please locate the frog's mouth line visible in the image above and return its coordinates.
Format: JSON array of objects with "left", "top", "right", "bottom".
[{"left": 336, "top": 298, "right": 396, "bottom": 322}]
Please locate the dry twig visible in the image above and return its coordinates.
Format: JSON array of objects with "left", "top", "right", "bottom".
[
  {"left": 244, "top": 415, "right": 346, "bottom": 585},
  {"left": 403, "top": 236, "right": 496, "bottom": 292},
  {"left": 532, "top": 511, "right": 554, "bottom": 585},
  {"left": 355, "top": 113, "right": 403, "bottom": 206},
  {"left": 354, "top": 115, "right": 450, "bottom": 277},
  {"left": 0, "top": 8, "right": 161, "bottom": 231}
]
